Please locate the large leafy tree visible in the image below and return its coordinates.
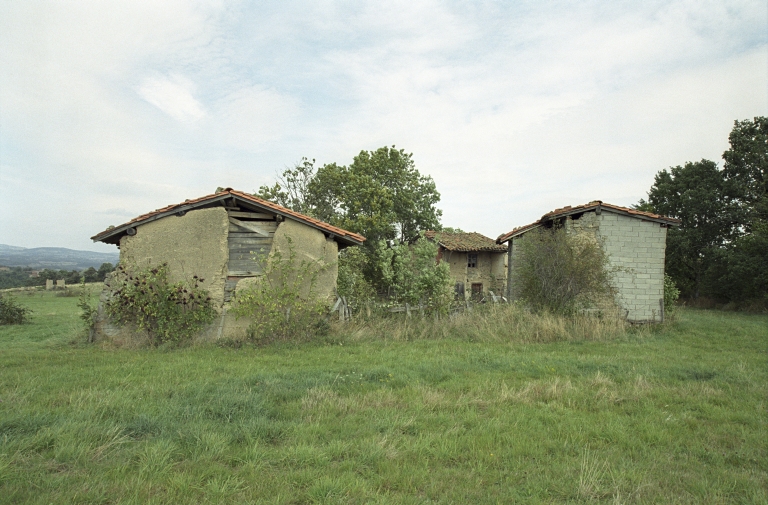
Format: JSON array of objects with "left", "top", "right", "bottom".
[
  {"left": 256, "top": 158, "right": 318, "bottom": 217},
  {"left": 256, "top": 146, "right": 443, "bottom": 287},
  {"left": 716, "top": 117, "right": 768, "bottom": 301},
  {"left": 257, "top": 147, "right": 441, "bottom": 244},
  {"left": 639, "top": 117, "right": 767, "bottom": 302},
  {"left": 722, "top": 116, "right": 767, "bottom": 231},
  {"left": 332, "top": 146, "right": 442, "bottom": 245},
  {"left": 639, "top": 159, "right": 736, "bottom": 298}
]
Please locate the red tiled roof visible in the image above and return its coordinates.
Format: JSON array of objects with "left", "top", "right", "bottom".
[
  {"left": 91, "top": 189, "right": 365, "bottom": 246},
  {"left": 496, "top": 200, "right": 681, "bottom": 243},
  {"left": 424, "top": 230, "right": 507, "bottom": 252}
]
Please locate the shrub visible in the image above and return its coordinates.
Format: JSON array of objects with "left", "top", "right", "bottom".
[
  {"left": 391, "top": 237, "right": 453, "bottom": 313},
  {"left": 231, "top": 238, "right": 330, "bottom": 344},
  {"left": 337, "top": 246, "right": 376, "bottom": 303},
  {"left": 105, "top": 263, "right": 217, "bottom": 346},
  {"left": 663, "top": 273, "right": 680, "bottom": 317},
  {"left": 513, "top": 227, "right": 616, "bottom": 315},
  {"left": 0, "top": 293, "right": 32, "bottom": 325},
  {"left": 77, "top": 279, "right": 98, "bottom": 342}
]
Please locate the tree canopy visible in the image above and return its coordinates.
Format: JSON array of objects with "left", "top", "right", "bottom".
[
  {"left": 256, "top": 146, "right": 444, "bottom": 288},
  {"left": 639, "top": 117, "right": 767, "bottom": 303},
  {"left": 257, "top": 146, "right": 442, "bottom": 246}
]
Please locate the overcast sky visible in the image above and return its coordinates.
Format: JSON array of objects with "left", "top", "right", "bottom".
[{"left": 1, "top": 1, "right": 766, "bottom": 252}]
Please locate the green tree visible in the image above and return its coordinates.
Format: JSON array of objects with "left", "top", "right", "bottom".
[
  {"left": 638, "top": 117, "right": 767, "bottom": 303},
  {"left": 256, "top": 146, "right": 443, "bottom": 290},
  {"left": 255, "top": 158, "right": 318, "bottom": 216},
  {"left": 82, "top": 267, "right": 99, "bottom": 283},
  {"left": 376, "top": 237, "right": 452, "bottom": 312},
  {"left": 340, "top": 147, "right": 442, "bottom": 245},
  {"left": 722, "top": 116, "right": 767, "bottom": 230},
  {"left": 258, "top": 146, "right": 442, "bottom": 247},
  {"left": 638, "top": 159, "right": 736, "bottom": 299},
  {"left": 716, "top": 117, "right": 768, "bottom": 302},
  {"left": 97, "top": 262, "right": 115, "bottom": 282}
]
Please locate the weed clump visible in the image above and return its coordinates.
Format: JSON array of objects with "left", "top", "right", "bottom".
[
  {"left": 105, "top": 263, "right": 217, "bottom": 346},
  {"left": 338, "top": 302, "right": 629, "bottom": 344},
  {"left": 0, "top": 292, "right": 32, "bottom": 325},
  {"left": 231, "top": 238, "right": 330, "bottom": 345},
  {"left": 77, "top": 279, "right": 98, "bottom": 342}
]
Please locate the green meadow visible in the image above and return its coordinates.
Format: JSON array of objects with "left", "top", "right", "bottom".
[{"left": 0, "top": 290, "right": 766, "bottom": 504}]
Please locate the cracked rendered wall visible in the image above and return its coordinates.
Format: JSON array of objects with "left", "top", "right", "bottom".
[
  {"left": 118, "top": 207, "right": 229, "bottom": 307},
  {"left": 220, "top": 219, "right": 340, "bottom": 339}
]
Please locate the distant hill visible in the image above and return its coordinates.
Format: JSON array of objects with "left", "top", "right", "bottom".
[{"left": 0, "top": 244, "right": 119, "bottom": 270}]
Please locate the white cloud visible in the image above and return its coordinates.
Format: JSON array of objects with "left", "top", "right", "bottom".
[
  {"left": 211, "top": 85, "right": 301, "bottom": 151},
  {"left": 138, "top": 74, "right": 206, "bottom": 122},
  {"left": 0, "top": 0, "right": 765, "bottom": 250}
]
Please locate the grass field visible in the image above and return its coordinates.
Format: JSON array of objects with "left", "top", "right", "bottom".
[{"left": 0, "top": 290, "right": 766, "bottom": 504}]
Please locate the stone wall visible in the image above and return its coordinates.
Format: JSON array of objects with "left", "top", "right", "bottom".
[
  {"left": 506, "top": 236, "right": 524, "bottom": 300},
  {"left": 443, "top": 249, "right": 506, "bottom": 299}
]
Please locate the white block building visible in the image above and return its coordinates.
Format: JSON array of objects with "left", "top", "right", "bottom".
[{"left": 497, "top": 201, "right": 680, "bottom": 322}]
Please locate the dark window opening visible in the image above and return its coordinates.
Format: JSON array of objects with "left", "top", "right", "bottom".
[{"left": 467, "top": 253, "right": 477, "bottom": 268}]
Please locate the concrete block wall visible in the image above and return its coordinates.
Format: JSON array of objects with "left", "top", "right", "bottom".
[{"left": 597, "top": 212, "right": 667, "bottom": 322}]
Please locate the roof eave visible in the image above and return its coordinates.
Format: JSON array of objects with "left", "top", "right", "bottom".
[
  {"left": 91, "top": 191, "right": 366, "bottom": 247},
  {"left": 91, "top": 194, "right": 233, "bottom": 244},
  {"left": 545, "top": 204, "right": 679, "bottom": 226},
  {"left": 229, "top": 194, "right": 365, "bottom": 247}
]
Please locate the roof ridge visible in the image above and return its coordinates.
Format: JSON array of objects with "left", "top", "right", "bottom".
[{"left": 497, "top": 200, "right": 680, "bottom": 243}]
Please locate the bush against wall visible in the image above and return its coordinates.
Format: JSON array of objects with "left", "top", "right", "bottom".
[
  {"left": 513, "top": 228, "right": 616, "bottom": 315},
  {"left": 336, "top": 246, "right": 376, "bottom": 304},
  {"left": 337, "top": 237, "right": 452, "bottom": 315},
  {"left": 663, "top": 273, "right": 680, "bottom": 317},
  {"left": 231, "top": 238, "right": 330, "bottom": 344},
  {"left": 0, "top": 293, "right": 32, "bottom": 325},
  {"left": 104, "top": 263, "right": 217, "bottom": 346},
  {"left": 393, "top": 237, "right": 453, "bottom": 312}
]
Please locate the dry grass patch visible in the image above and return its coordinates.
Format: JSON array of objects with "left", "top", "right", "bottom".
[{"left": 341, "top": 302, "right": 632, "bottom": 344}]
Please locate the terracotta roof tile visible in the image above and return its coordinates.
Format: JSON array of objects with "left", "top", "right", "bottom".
[
  {"left": 91, "top": 189, "right": 365, "bottom": 246},
  {"left": 424, "top": 230, "right": 507, "bottom": 252},
  {"left": 496, "top": 200, "right": 680, "bottom": 243}
]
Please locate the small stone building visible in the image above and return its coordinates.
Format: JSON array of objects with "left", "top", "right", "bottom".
[
  {"left": 91, "top": 188, "right": 365, "bottom": 339},
  {"left": 424, "top": 231, "right": 507, "bottom": 300},
  {"left": 497, "top": 201, "right": 679, "bottom": 322}
]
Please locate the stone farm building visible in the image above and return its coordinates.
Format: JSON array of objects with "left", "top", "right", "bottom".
[
  {"left": 91, "top": 188, "right": 365, "bottom": 339},
  {"left": 424, "top": 231, "right": 507, "bottom": 301},
  {"left": 496, "top": 201, "right": 680, "bottom": 323}
]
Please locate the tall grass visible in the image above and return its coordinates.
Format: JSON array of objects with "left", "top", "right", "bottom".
[
  {"left": 338, "top": 303, "right": 631, "bottom": 343},
  {"left": 1, "top": 291, "right": 766, "bottom": 503}
]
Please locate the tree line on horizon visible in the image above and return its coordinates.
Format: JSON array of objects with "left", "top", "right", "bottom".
[{"left": 0, "top": 263, "right": 115, "bottom": 290}]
